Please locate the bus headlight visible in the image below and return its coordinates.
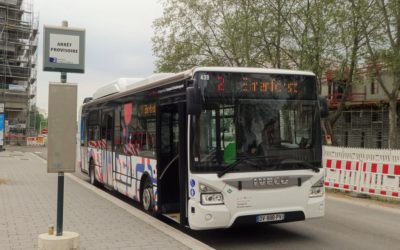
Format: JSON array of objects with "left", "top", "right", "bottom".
[
  {"left": 199, "top": 183, "right": 224, "bottom": 205},
  {"left": 201, "top": 193, "right": 224, "bottom": 205},
  {"left": 309, "top": 177, "right": 324, "bottom": 198}
]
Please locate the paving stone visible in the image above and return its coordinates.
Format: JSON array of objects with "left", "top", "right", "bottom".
[{"left": 0, "top": 151, "right": 190, "bottom": 250}]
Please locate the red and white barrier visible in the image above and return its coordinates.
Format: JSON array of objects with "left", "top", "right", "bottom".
[
  {"left": 26, "top": 136, "right": 46, "bottom": 146},
  {"left": 323, "top": 146, "right": 400, "bottom": 199},
  {"left": 359, "top": 162, "right": 400, "bottom": 198},
  {"left": 324, "top": 159, "right": 360, "bottom": 192}
]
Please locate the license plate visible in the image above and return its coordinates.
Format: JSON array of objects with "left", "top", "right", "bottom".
[{"left": 256, "top": 213, "right": 285, "bottom": 223}]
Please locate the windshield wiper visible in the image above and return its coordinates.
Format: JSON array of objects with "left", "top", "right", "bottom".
[
  {"left": 217, "top": 157, "right": 261, "bottom": 178},
  {"left": 279, "top": 159, "right": 320, "bottom": 173}
]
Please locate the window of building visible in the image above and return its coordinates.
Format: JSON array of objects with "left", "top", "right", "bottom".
[
  {"left": 370, "top": 78, "right": 378, "bottom": 95},
  {"left": 361, "top": 132, "right": 365, "bottom": 148},
  {"left": 344, "top": 112, "right": 351, "bottom": 123},
  {"left": 344, "top": 131, "right": 349, "bottom": 147},
  {"left": 372, "top": 112, "right": 379, "bottom": 122},
  {"left": 377, "top": 132, "right": 382, "bottom": 148}
]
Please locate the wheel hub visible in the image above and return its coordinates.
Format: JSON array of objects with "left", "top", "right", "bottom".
[{"left": 143, "top": 188, "right": 152, "bottom": 211}]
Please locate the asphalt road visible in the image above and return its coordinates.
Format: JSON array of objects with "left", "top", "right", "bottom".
[
  {"left": 11, "top": 146, "right": 400, "bottom": 250},
  {"left": 185, "top": 195, "right": 400, "bottom": 250}
]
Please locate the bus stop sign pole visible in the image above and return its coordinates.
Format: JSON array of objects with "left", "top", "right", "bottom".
[
  {"left": 56, "top": 21, "right": 68, "bottom": 236},
  {"left": 44, "top": 19, "right": 83, "bottom": 237}
]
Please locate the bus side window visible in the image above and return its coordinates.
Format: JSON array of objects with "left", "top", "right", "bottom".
[
  {"left": 137, "top": 104, "right": 156, "bottom": 158},
  {"left": 88, "top": 126, "right": 99, "bottom": 142},
  {"left": 100, "top": 114, "right": 107, "bottom": 143},
  {"left": 81, "top": 117, "right": 87, "bottom": 146},
  {"left": 87, "top": 110, "right": 100, "bottom": 146},
  {"left": 114, "top": 107, "right": 122, "bottom": 153}
]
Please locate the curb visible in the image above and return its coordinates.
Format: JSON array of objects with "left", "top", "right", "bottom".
[{"left": 29, "top": 152, "right": 214, "bottom": 250}]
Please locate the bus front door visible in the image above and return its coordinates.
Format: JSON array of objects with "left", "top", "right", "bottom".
[{"left": 157, "top": 103, "right": 187, "bottom": 225}]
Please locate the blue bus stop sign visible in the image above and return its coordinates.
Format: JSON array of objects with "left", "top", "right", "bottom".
[{"left": 0, "top": 113, "right": 4, "bottom": 147}]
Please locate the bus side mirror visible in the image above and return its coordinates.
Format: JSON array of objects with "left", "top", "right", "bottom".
[
  {"left": 187, "top": 86, "right": 202, "bottom": 115},
  {"left": 319, "top": 96, "right": 329, "bottom": 118}
]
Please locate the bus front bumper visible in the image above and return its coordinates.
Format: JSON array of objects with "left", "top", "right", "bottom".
[{"left": 188, "top": 195, "right": 324, "bottom": 230}]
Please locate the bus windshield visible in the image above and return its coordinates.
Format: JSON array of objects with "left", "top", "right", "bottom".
[{"left": 191, "top": 72, "right": 322, "bottom": 173}]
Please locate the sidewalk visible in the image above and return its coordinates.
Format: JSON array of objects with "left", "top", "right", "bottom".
[{"left": 0, "top": 149, "right": 200, "bottom": 250}]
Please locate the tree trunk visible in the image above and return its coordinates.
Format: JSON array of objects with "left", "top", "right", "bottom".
[{"left": 388, "top": 98, "right": 398, "bottom": 149}]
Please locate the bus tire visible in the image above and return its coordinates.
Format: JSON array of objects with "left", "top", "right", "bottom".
[
  {"left": 141, "top": 177, "right": 154, "bottom": 213},
  {"left": 89, "top": 159, "right": 99, "bottom": 186}
]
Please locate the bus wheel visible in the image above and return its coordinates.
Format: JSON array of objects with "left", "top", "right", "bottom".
[
  {"left": 141, "top": 178, "right": 154, "bottom": 213},
  {"left": 89, "top": 160, "right": 98, "bottom": 186}
]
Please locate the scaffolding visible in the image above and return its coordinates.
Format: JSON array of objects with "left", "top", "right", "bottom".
[
  {"left": 0, "top": 0, "right": 38, "bottom": 144},
  {"left": 332, "top": 106, "right": 393, "bottom": 148},
  {"left": 320, "top": 63, "right": 400, "bottom": 148}
]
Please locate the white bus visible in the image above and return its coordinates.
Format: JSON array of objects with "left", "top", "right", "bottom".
[{"left": 79, "top": 67, "right": 326, "bottom": 230}]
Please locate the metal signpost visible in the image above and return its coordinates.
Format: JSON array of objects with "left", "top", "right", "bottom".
[{"left": 43, "top": 21, "right": 85, "bottom": 237}]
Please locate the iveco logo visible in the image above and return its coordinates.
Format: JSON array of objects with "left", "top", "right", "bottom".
[{"left": 253, "top": 177, "right": 289, "bottom": 187}]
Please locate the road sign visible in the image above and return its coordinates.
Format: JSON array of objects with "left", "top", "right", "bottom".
[
  {"left": 0, "top": 103, "right": 4, "bottom": 147},
  {"left": 43, "top": 25, "right": 85, "bottom": 73},
  {"left": 41, "top": 128, "right": 48, "bottom": 135},
  {"left": 0, "top": 113, "right": 4, "bottom": 147}
]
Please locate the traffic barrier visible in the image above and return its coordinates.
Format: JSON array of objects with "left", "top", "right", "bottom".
[
  {"left": 323, "top": 146, "right": 400, "bottom": 199},
  {"left": 358, "top": 162, "right": 400, "bottom": 198},
  {"left": 324, "top": 159, "right": 360, "bottom": 192},
  {"left": 26, "top": 136, "right": 46, "bottom": 146},
  {"left": 4, "top": 134, "right": 26, "bottom": 145}
]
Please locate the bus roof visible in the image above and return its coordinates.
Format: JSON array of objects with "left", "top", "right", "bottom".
[
  {"left": 92, "top": 78, "right": 144, "bottom": 100},
  {"left": 84, "top": 67, "right": 315, "bottom": 106}
]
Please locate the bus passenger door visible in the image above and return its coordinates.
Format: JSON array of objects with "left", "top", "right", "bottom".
[
  {"left": 157, "top": 103, "right": 187, "bottom": 225},
  {"left": 101, "top": 110, "right": 114, "bottom": 187}
]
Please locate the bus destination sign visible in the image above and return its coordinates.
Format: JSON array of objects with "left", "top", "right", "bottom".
[
  {"left": 240, "top": 77, "right": 299, "bottom": 95},
  {"left": 198, "top": 72, "right": 315, "bottom": 100}
]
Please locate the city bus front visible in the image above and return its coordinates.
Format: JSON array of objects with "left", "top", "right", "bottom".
[{"left": 187, "top": 68, "right": 325, "bottom": 230}]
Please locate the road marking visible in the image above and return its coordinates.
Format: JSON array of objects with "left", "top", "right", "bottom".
[{"left": 29, "top": 152, "right": 214, "bottom": 250}]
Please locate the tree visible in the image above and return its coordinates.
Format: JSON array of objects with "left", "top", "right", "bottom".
[
  {"left": 153, "top": 0, "right": 342, "bottom": 76},
  {"left": 153, "top": 0, "right": 259, "bottom": 72},
  {"left": 327, "top": 0, "right": 371, "bottom": 126},
  {"left": 29, "top": 105, "right": 47, "bottom": 135}
]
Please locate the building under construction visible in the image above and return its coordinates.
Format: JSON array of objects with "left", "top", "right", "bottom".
[
  {"left": 320, "top": 65, "right": 400, "bottom": 148},
  {"left": 0, "top": 0, "right": 38, "bottom": 144}
]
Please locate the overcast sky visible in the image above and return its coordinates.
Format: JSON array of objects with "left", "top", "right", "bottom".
[{"left": 34, "top": 0, "right": 163, "bottom": 112}]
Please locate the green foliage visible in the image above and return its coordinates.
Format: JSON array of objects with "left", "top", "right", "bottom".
[
  {"left": 153, "top": 0, "right": 363, "bottom": 76},
  {"left": 30, "top": 105, "right": 47, "bottom": 134}
]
